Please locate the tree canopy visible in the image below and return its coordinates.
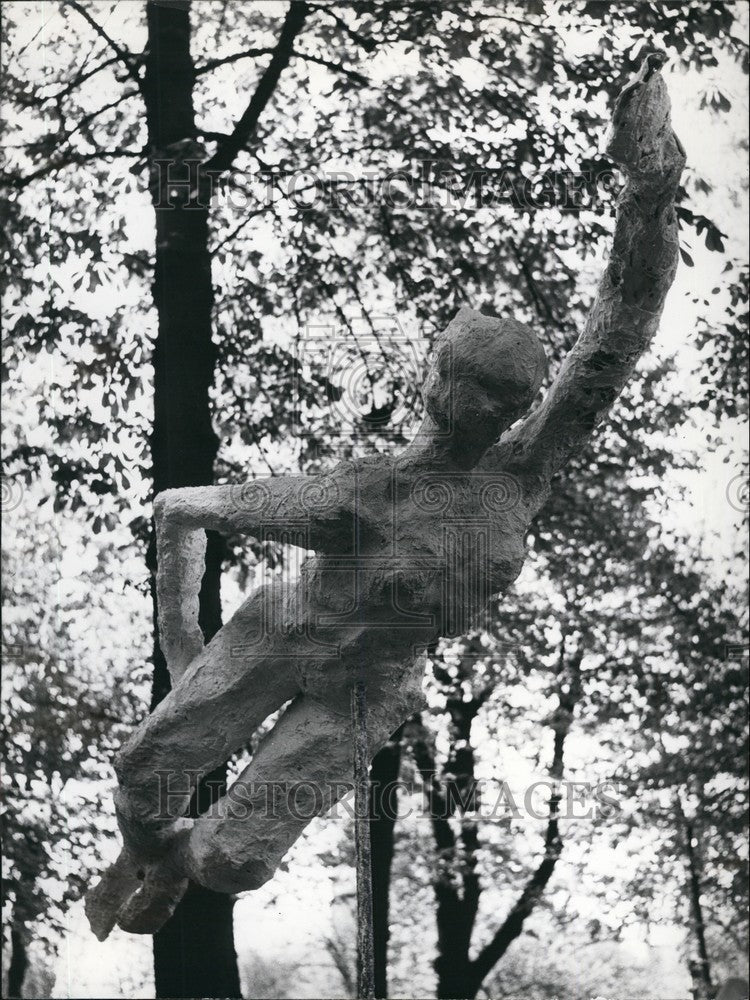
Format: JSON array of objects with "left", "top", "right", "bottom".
[{"left": 1, "top": 2, "right": 747, "bottom": 997}]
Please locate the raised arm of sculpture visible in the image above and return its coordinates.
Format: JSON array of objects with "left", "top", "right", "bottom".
[
  {"left": 488, "top": 52, "right": 685, "bottom": 507},
  {"left": 84, "top": 55, "right": 685, "bottom": 942}
]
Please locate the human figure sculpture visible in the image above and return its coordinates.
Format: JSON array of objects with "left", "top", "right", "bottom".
[{"left": 86, "top": 53, "right": 685, "bottom": 939}]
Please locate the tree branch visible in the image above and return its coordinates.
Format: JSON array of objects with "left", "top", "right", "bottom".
[
  {"left": 209, "top": 199, "right": 283, "bottom": 253},
  {"left": 293, "top": 49, "right": 369, "bottom": 85},
  {"left": 1, "top": 149, "right": 141, "bottom": 191},
  {"left": 41, "top": 55, "right": 121, "bottom": 101},
  {"left": 62, "top": 90, "right": 138, "bottom": 144},
  {"left": 67, "top": 1, "right": 143, "bottom": 93},
  {"left": 1, "top": 86, "right": 141, "bottom": 191},
  {"left": 196, "top": 129, "right": 233, "bottom": 143},
  {"left": 194, "top": 47, "right": 276, "bottom": 75},
  {"left": 468, "top": 650, "right": 582, "bottom": 993},
  {"left": 203, "top": 2, "right": 309, "bottom": 175},
  {"left": 310, "top": 6, "right": 377, "bottom": 52}
]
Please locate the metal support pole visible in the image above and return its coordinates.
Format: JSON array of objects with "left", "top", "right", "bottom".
[{"left": 352, "top": 679, "right": 375, "bottom": 1000}]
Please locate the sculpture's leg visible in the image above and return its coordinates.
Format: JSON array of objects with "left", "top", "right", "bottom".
[
  {"left": 114, "top": 585, "right": 302, "bottom": 858},
  {"left": 86, "top": 585, "right": 302, "bottom": 940},
  {"left": 180, "top": 658, "right": 425, "bottom": 895}
]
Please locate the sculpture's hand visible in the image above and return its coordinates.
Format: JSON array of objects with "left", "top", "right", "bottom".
[
  {"left": 604, "top": 51, "right": 685, "bottom": 198},
  {"left": 489, "top": 53, "right": 685, "bottom": 502}
]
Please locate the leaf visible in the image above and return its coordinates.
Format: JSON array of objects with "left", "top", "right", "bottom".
[
  {"left": 716, "top": 91, "right": 732, "bottom": 112},
  {"left": 679, "top": 247, "right": 695, "bottom": 267},
  {"left": 705, "top": 228, "right": 725, "bottom": 253}
]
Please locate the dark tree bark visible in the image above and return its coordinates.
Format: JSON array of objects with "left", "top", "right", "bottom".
[
  {"left": 407, "top": 688, "right": 482, "bottom": 1000},
  {"left": 141, "top": 2, "right": 308, "bottom": 993},
  {"left": 407, "top": 647, "right": 581, "bottom": 1000},
  {"left": 680, "top": 803, "right": 716, "bottom": 1000},
  {"left": 142, "top": 3, "right": 238, "bottom": 996},
  {"left": 6, "top": 924, "right": 28, "bottom": 999},
  {"left": 466, "top": 651, "right": 581, "bottom": 997},
  {"left": 369, "top": 724, "right": 404, "bottom": 998}
]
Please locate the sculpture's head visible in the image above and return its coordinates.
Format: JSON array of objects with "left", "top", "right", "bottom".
[{"left": 422, "top": 307, "right": 547, "bottom": 451}]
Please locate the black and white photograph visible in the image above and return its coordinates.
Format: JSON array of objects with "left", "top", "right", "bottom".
[{"left": 2, "top": 2, "right": 748, "bottom": 998}]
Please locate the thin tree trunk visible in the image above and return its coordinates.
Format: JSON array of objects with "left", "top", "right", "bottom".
[
  {"left": 142, "top": 3, "right": 239, "bottom": 996},
  {"left": 466, "top": 651, "right": 581, "bottom": 997},
  {"left": 436, "top": 692, "right": 482, "bottom": 1000},
  {"left": 7, "top": 924, "right": 28, "bottom": 999},
  {"left": 407, "top": 717, "right": 477, "bottom": 1000},
  {"left": 681, "top": 807, "right": 715, "bottom": 1000},
  {"left": 370, "top": 724, "right": 404, "bottom": 999},
  {"left": 417, "top": 654, "right": 485, "bottom": 1000},
  {"left": 410, "top": 647, "right": 580, "bottom": 999},
  {"left": 464, "top": 829, "right": 560, "bottom": 996}
]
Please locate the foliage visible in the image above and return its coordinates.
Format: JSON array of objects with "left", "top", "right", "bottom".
[
  {"left": 0, "top": 1, "right": 747, "bottom": 994},
  {"left": 2, "top": 1, "right": 746, "bottom": 520},
  {"left": 1, "top": 489, "right": 145, "bottom": 949}
]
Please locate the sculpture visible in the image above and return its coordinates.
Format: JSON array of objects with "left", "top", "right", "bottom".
[{"left": 86, "top": 53, "right": 685, "bottom": 939}]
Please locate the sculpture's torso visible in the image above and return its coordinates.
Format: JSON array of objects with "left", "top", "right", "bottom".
[{"left": 229, "top": 455, "right": 531, "bottom": 708}]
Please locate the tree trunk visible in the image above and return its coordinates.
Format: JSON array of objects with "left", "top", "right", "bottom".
[
  {"left": 683, "top": 812, "right": 715, "bottom": 1000},
  {"left": 143, "top": 3, "right": 239, "bottom": 996},
  {"left": 411, "top": 647, "right": 580, "bottom": 999},
  {"left": 7, "top": 924, "right": 28, "bottom": 999},
  {"left": 369, "top": 725, "right": 404, "bottom": 999},
  {"left": 430, "top": 665, "right": 483, "bottom": 1000},
  {"left": 465, "top": 650, "right": 581, "bottom": 997},
  {"left": 406, "top": 713, "right": 479, "bottom": 1000}
]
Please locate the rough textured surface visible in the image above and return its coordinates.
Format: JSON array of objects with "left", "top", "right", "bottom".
[
  {"left": 85, "top": 56, "right": 685, "bottom": 939},
  {"left": 353, "top": 681, "right": 376, "bottom": 999},
  {"left": 487, "top": 52, "right": 685, "bottom": 502}
]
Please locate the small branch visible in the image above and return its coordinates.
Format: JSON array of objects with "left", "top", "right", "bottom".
[
  {"left": 512, "top": 245, "right": 561, "bottom": 327},
  {"left": 311, "top": 7, "right": 378, "bottom": 52},
  {"left": 194, "top": 47, "right": 276, "bottom": 75},
  {"left": 195, "top": 129, "right": 234, "bottom": 143},
  {"left": 62, "top": 90, "right": 138, "bottom": 144},
  {"left": 203, "top": 2, "right": 309, "bottom": 176},
  {"left": 293, "top": 49, "right": 369, "bottom": 86},
  {"left": 2, "top": 86, "right": 141, "bottom": 191},
  {"left": 41, "top": 55, "right": 120, "bottom": 101},
  {"left": 478, "top": 11, "right": 550, "bottom": 30},
  {"left": 209, "top": 198, "right": 281, "bottom": 253},
  {"left": 1, "top": 150, "right": 141, "bottom": 191},
  {"left": 67, "top": 1, "right": 143, "bottom": 93},
  {"left": 324, "top": 930, "right": 355, "bottom": 997}
]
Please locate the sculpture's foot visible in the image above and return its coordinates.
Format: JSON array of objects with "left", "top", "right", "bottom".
[
  {"left": 85, "top": 848, "right": 143, "bottom": 942},
  {"left": 84, "top": 823, "right": 193, "bottom": 940},
  {"left": 115, "top": 863, "right": 189, "bottom": 935}
]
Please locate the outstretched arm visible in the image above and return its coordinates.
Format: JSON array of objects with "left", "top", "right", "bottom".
[
  {"left": 154, "top": 473, "right": 356, "bottom": 682},
  {"left": 493, "top": 53, "right": 685, "bottom": 503}
]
